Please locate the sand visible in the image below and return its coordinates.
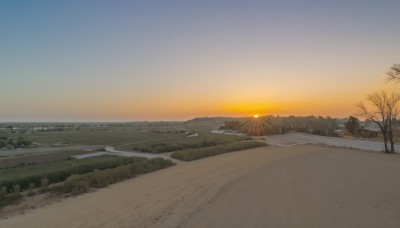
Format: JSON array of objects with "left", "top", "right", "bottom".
[
  {"left": 265, "top": 132, "right": 400, "bottom": 152},
  {"left": 2, "top": 145, "right": 400, "bottom": 228}
]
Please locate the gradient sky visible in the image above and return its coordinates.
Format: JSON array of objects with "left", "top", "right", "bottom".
[{"left": 1, "top": 1, "right": 400, "bottom": 121}]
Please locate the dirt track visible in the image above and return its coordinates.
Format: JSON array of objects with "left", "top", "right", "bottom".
[
  {"left": 266, "top": 133, "right": 400, "bottom": 152},
  {"left": 2, "top": 145, "right": 400, "bottom": 228}
]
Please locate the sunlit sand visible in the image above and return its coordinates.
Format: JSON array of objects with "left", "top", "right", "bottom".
[{"left": 2, "top": 145, "right": 400, "bottom": 228}]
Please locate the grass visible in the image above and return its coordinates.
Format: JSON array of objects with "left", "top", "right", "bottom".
[
  {"left": 0, "top": 194, "right": 22, "bottom": 208},
  {"left": 1, "top": 121, "right": 242, "bottom": 148},
  {"left": 0, "top": 157, "right": 175, "bottom": 208},
  {"left": 118, "top": 132, "right": 249, "bottom": 153},
  {"left": 61, "top": 158, "right": 174, "bottom": 194},
  {"left": 0, "top": 151, "right": 88, "bottom": 169},
  {"left": 171, "top": 140, "right": 267, "bottom": 161},
  {"left": 0, "top": 156, "right": 146, "bottom": 192},
  {"left": 26, "top": 130, "right": 185, "bottom": 146}
]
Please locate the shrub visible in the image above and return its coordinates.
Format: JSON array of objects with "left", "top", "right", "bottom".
[
  {"left": 0, "top": 193, "right": 22, "bottom": 208},
  {"left": 25, "top": 183, "right": 35, "bottom": 196},
  {"left": 126, "top": 133, "right": 246, "bottom": 153},
  {"left": 13, "top": 184, "right": 21, "bottom": 194},
  {"left": 171, "top": 141, "right": 266, "bottom": 161},
  {"left": 28, "top": 183, "right": 35, "bottom": 190},
  {"left": 39, "top": 178, "right": 49, "bottom": 192},
  {"left": 61, "top": 158, "right": 174, "bottom": 195},
  {"left": 0, "top": 186, "right": 7, "bottom": 200},
  {"left": 63, "top": 175, "right": 90, "bottom": 194},
  {"left": 0, "top": 156, "right": 146, "bottom": 193}
]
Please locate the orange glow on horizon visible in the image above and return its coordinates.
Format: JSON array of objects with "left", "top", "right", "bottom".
[
  {"left": 222, "top": 102, "right": 277, "bottom": 117},
  {"left": 216, "top": 99, "right": 359, "bottom": 119}
]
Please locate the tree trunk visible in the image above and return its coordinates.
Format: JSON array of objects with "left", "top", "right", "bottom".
[
  {"left": 383, "top": 132, "right": 390, "bottom": 153},
  {"left": 389, "top": 133, "right": 395, "bottom": 153},
  {"left": 390, "top": 140, "right": 395, "bottom": 153},
  {"left": 375, "top": 122, "right": 389, "bottom": 153}
]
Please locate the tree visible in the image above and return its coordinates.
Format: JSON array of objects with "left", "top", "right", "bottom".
[
  {"left": 386, "top": 93, "right": 400, "bottom": 152},
  {"left": 357, "top": 90, "right": 400, "bottom": 153},
  {"left": 387, "top": 64, "right": 400, "bottom": 81},
  {"left": 345, "top": 116, "right": 360, "bottom": 136}
]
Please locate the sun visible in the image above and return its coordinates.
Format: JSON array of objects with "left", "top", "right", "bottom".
[{"left": 253, "top": 114, "right": 259, "bottom": 118}]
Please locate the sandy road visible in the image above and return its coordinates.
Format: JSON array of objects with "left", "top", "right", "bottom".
[
  {"left": 183, "top": 147, "right": 400, "bottom": 228},
  {"left": 72, "top": 147, "right": 183, "bottom": 163},
  {"left": 2, "top": 145, "right": 400, "bottom": 228},
  {"left": 266, "top": 133, "right": 400, "bottom": 152}
]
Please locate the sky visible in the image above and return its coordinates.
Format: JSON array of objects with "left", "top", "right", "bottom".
[{"left": 1, "top": 0, "right": 400, "bottom": 121}]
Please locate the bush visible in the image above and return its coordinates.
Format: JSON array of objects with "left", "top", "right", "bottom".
[
  {"left": 13, "top": 184, "right": 21, "bottom": 194},
  {"left": 125, "top": 133, "right": 246, "bottom": 153},
  {"left": 61, "top": 158, "right": 174, "bottom": 195},
  {"left": 28, "top": 183, "right": 35, "bottom": 190},
  {"left": 63, "top": 175, "right": 90, "bottom": 194},
  {"left": 40, "top": 178, "right": 49, "bottom": 191},
  {"left": 0, "top": 186, "right": 7, "bottom": 199},
  {"left": 0, "top": 136, "right": 32, "bottom": 149},
  {"left": 171, "top": 141, "right": 266, "bottom": 161},
  {"left": 0, "top": 193, "right": 22, "bottom": 208},
  {"left": 0, "top": 156, "right": 146, "bottom": 193}
]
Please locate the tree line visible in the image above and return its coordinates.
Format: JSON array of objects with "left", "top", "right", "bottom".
[{"left": 220, "top": 116, "right": 338, "bottom": 137}]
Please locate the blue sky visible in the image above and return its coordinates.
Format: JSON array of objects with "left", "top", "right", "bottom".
[{"left": 1, "top": 1, "right": 400, "bottom": 121}]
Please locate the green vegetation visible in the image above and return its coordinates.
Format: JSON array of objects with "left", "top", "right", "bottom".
[
  {"left": 0, "top": 121, "right": 263, "bottom": 209},
  {"left": 345, "top": 116, "right": 360, "bottom": 136},
  {"left": 183, "top": 117, "right": 236, "bottom": 130},
  {"left": 0, "top": 185, "right": 22, "bottom": 208},
  {"left": 0, "top": 193, "right": 22, "bottom": 208},
  {"left": 0, "top": 121, "right": 259, "bottom": 209},
  {"left": 0, "top": 136, "right": 32, "bottom": 149},
  {"left": 0, "top": 151, "right": 88, "bottom": 169},
  {"left": 221, "top": 116, "right": 338, "bottom": 137},
  {"left": 62, "top": 158, "right": 174, "bottom": 194},
  {"left": 171, "top": 141, "right": 266, "bottom": 161},
  {"left": 27, "top": 130, "right": 185, "bottom": 146},
  {"left": 0, "top": 121, "right": 242, "bottom": 152},
  {"left": 0, "top": 122, "right": 190, "bottom": 147},
  {"left": 0, "top": 157, "right": 174, "bottom": 207},
  {"left": 119, "top": 132, "right": 248, "bottom": 153},
  {"left": 0, "top": 156, "right": 146, "bottom": 193}
]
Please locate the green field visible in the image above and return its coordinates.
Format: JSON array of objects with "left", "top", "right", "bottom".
[
  {"left": 0, "top": 121, "right": 229, "bottom": 147},
  {"left": 26, "top": 130, "right": 185, "bottom": 146},
  {"left": 0, "top": 151, "right": 89, "bottom": 169},
  {"left": 117, "top": 132, "right": 249, "bottom": 153},
  {"left": 0, "top": 120, "right": 256, "bottom": 208},
  {"left": 0, "top": 156, "right": 146, "bottom": 192},
  {"left": 0, "top": 120, "right": 238, "bottom": 155},
  {"left": 171, "top": 141, "right": 267, "bottom": 161},
  {"left": 0, "top": 156, "right": 175, "bottom": 207}
]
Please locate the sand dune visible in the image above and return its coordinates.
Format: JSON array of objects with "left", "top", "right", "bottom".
[{"left": 2, "top": 145, "right": 400, "bottom": 228}]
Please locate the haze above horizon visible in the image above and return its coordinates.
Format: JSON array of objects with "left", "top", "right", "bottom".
[{"left": 1, "top": 1, "right": 400, "bottom": 122}]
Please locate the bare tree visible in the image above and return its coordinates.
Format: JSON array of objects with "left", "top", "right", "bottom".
[
  {"left": 386, "top": 93, "right": 400, "bottom": 152},
  {"left": 357, "top": 90, "right": 400, "bottom": 153},
  {"left": 387, "top": 64, "right": 400, "bottom": 81}
]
